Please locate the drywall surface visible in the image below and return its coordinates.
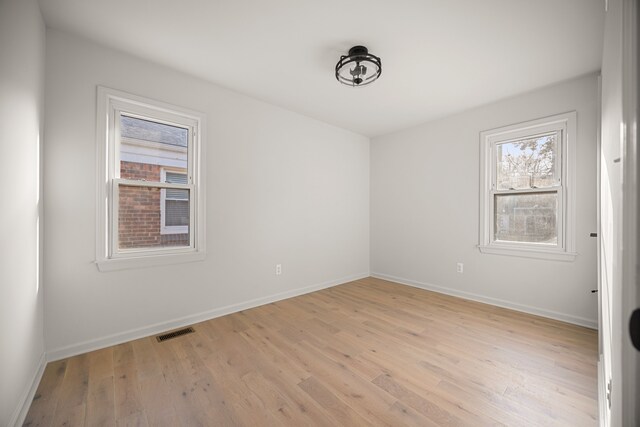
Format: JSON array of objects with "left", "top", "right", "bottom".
[
  {"left": 0, "top": 0, "right": 46, "bottom": 425},
  {"left": 44, "top": 30, "right": 369, "bottom": 355},
  {"left": 371, "top": 74, "right": 599, "bottom": 327}
]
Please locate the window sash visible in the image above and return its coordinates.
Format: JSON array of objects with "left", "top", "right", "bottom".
[
  {"left": 485, "top": 135, "right": 565, "bottom": 250},
  {"left": 110, "top": 179, "right": 195, "bottom": 257},
  {"left": 488, "top": 127, "right": 564, "bottom": 249},
  {"left": 113, "top": 109, "right": 194, "bottom": 183},
  {"left": 488, "top": 188, "right": 564, "bottom": 250},
  {"left": 493, "top": 130, "right": 562, "bottom": 191},
  {"left": 109, "top": 106, "right": 195, "bottom": 256}
]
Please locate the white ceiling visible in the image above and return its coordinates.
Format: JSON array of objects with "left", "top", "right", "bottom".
[{"left": 39, "top": 0, "right": 604, "bottom": 137}]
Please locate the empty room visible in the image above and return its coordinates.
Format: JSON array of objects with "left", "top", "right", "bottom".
[{"left": 1, "top": 0, "right": 638, "bottom": 426}]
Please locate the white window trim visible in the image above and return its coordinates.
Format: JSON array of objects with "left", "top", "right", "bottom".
[
  {"left": 160, "top": 168, "right": 189, "bottom": 235},
  {"left": 96, "top": 86, "right": 206, "bottom": 271},
  {"left": 478, "top": 111, "right": 577, "bottom": 261}
]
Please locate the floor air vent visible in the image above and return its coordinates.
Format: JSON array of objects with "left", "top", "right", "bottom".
[{"left": 156, "top": 327, "right": 195, "bottom": 342}]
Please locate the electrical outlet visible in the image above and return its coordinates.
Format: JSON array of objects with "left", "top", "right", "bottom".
[
  {"left": 275, "top": 264, "right": 282, "bottom": 275},
  {"left": 456, "top": 262, "right": 464, "bottom": 273}
]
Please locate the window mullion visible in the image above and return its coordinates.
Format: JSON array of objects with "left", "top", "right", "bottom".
[
  {"left": 115, "top": 178, "right": 189, "bottom": 190},
  {"left": 493, "top": 187, "right": 560, "bottom": 195}
]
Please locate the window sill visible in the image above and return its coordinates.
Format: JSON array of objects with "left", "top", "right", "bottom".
[
  {"left": 96, "top": 250, "right": 206, "bottom": 271},
  {"left": 478, "top": 245, "right": 577, "bottom": 262}
]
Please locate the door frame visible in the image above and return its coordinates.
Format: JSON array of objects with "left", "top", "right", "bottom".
[{"left": 621, "top": 0, "right": 638, "bottom": 423}]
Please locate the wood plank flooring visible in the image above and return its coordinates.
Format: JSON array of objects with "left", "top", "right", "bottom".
[{"left": 24, "top": 277, "right": 598, "bottom": 426}]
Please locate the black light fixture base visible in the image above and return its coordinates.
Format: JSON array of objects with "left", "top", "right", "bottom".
[
  {"left": 335, "top": 45, "right": 382, "bottom": 87},
  {"left": 348, "top": 46, "right": 369, "bottom": 57}
]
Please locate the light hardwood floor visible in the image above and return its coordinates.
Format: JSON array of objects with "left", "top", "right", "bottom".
[{"left": 24, "top": 277, "right": 598, "bottom": 426}]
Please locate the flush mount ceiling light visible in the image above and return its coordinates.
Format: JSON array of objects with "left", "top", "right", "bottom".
[{"left": 335, "top": 45, "right": 382, "bottom": 87}]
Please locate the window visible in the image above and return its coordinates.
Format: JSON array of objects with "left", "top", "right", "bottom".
[
  {"left": 96, "top": 87, "right": 206, "bottom": 271},
  {"left": 479, "top": 112, "right": 576, "bottom": 261},
  {"left": 161, "top": 169, "right": 189, "bottom": 236}
]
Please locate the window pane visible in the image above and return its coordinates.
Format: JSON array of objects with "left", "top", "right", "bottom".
[
  {"left": 165, "top": 171, "right": 188, "bottom": 184},
  {"left": 118, "top": 184, "right": 190, "bottom": 249},
  {"left": 496, "top": 133, "right": 558, "bottom": 190},
  {"left": 165, "top": 188, "right": 189, "bottom": 200},
  {"left": 166, "top": 200, "right": 189, "bottom": 226},
  {"left": 119, "top": 115, "right": 188, "bottom": 183},
  {"left": 494, "top": 192, "right": 557, "bottom": 244}
]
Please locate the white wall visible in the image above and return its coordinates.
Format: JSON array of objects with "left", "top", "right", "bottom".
[
  {"left": 371, "top": 74, "right": 599, "bottom": 327},
  {"left": 0, "top": 0, "right": 46, "bottom": 425},
  {"left": 44, "top": 30, "right": 370, "bottom": 357}
]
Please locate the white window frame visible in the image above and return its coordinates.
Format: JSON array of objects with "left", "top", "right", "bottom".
[
  {"left": 479, "top": 112, "right": 577, "bottom": 261},
  {"left": 160, "top": 168, "right": 189, "bottom": 235},
  {"left": 96, "top": 87, "right": 206, "bottom": 271}
]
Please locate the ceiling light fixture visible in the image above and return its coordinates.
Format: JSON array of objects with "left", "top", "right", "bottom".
[{"left": 335, "top": 45, "right": 382, "bottom": 87}]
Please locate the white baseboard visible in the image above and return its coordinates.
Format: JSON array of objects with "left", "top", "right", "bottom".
[
  {"left": 47, "top": 272, "right": 370, "bottom": 362},
  {"left": 10, "top": 351, "right": 46, "bottom": 427},
  {"left": 370, "top": 272, "right": 597, "bottom": 329}
]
